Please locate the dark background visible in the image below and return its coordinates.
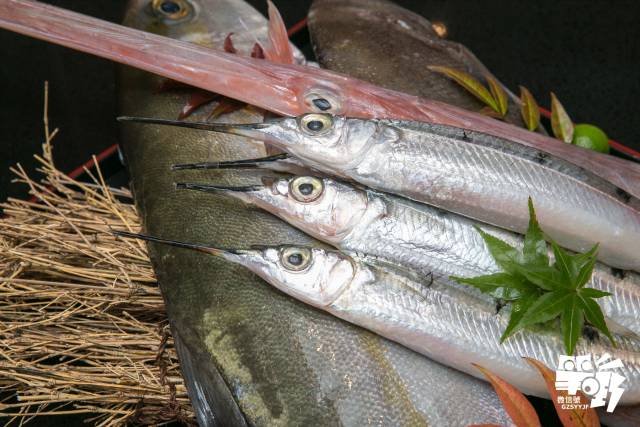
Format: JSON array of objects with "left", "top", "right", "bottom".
[
  {"left": 1, "top": 0, "right": 640, "bottom": 203},
  {"left": 0, "top": 1, "right": 638, "bottom": 425}
]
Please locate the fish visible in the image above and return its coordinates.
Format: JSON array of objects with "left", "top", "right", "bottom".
[
  {"left": 174, "top": 175, "right": 640, "bottom": 336},
  {"left": 3, "top": 0, "right": 640, "bottom": 200},
  {"left": 117, "top": 1, "right": 513, "bottom": 425},
  {"left": 307, "top": 0, "right": 537, "bottom": 130},
  {"left": 113, "top": 230, "right": 640, "bottom": 406},
  {"left": 118, "top": 113, "right": 640, "bottom": 273}
]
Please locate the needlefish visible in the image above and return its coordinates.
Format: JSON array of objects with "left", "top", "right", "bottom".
[
  {"left": 174, "top": 175, "right": 640, "bottom": 337},
  {"left": 113, "top": 230, "right": 640, "bottom": 406},
  {"left": 117, "top": 1, "right": 512, "bottom": 425},
  {"left": 118, "top": 114, "right": 640, "bottom": 273}
]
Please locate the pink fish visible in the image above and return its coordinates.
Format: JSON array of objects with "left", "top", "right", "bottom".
[{"left": 1, "top": 0, "right": 639, "bottom": 198}]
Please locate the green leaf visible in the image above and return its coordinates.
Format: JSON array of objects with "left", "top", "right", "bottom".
[
  {"left": 561, "top": 296, "right": 583, "bottom": 355},
  {"left": 579, "top": 288, "right": 611, "bottom": 299},
  {"left": 451, "top": 272, "right": 525, "bottom": 300},
  {"left": 573, "top": 245, "right": 599, "bottom": 288},
  {"left": 570, "top": 244, "right": 599, "bottom": 272},
  {"left": 518, "top": 290, "right": 573, "bottom": 328},
  {"left": 516, "top": 264, "right": 565, "bottom": 291},
  {"left": 474, "top": 226, "right": 522, "bottom": 275},
  {"left": 500, "top": 292, "right": 538, "bottom": 342},
  {"left": 486, "top": 75, "right": 509, "bottom": 117},
  {"left": 550, "top": 240, "right": 576, "bottom": 285},
  {"left": 550, "top": 92, "right": 574, "bottom": 143},
  {"left": 522, "top": 197, "right": 549, "bottom": 267},
  {"left": 428, "top": 66, "right": 499, "bottom": 112},
  {"left": 578, "top": 293, "right": 616, "bottom": 346},
  {"left": 519, "top": 86, "right": 540, "bottom": 131}
]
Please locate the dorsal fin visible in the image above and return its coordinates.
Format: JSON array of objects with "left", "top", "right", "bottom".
[{"left": 264, "top": 0, "right": 295, "bottom": 64}]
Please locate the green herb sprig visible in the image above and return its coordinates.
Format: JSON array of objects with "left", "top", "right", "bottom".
[{"left": 451, "top": 198, "right": 615, "bottom": 355}]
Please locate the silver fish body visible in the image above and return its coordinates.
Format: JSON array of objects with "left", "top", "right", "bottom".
[
  {"left": 182, "top": 175, "right": 640, "bottom": 336},
  {"left": 142, "top": 240, "right": 640, "bottom": 406},
  {"left": 191, "top": 114, "right": 640, "bottom": 272},
  {"left": 328, "top": 257, "right": 640, "bottom": 404}
]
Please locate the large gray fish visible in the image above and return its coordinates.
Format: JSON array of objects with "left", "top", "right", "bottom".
[
  {"left": 119, "top": 113, "right": 640, "bottom": 273},
  {"left": 175, "top": 176, "right": 640, "bottom": 336},
  {"left": 113, "top": 231, "right": 640, "bottom": 407},
  {"left": 307, "top": 0, "right": 536, "bottom": 130},
  {"left": 119, "top": 1, "right": 512, "bottom": 426}
]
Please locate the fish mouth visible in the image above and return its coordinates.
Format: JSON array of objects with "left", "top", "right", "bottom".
[
  {"left": 111, "top": 230, "right": 251, "bottom": 258},
  {"left": 172, "top": 153, "right": 291, "bottom": 171},
  {"left": 117, "top": 116, "right": 274, "bottom": 140},
  {"left": 175, "top": 182, "right": 266, "bottom": 194}
]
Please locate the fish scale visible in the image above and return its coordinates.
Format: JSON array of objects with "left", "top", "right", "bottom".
[
  {"left": 326, "top": 256, "right": 640, "bottom": 403},
  {"left": 180, "top": 175, "right": 640, "bottom": 337}
]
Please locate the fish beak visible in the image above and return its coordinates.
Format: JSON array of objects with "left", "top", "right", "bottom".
[
  {"left": 112, "top": 230, "right": 255, "bottom": 264},
  {"left": 172, "top": 154, "right": 290, "bottom": 171},
  {"left": 175, "top": 182, "right": 266, "bottom": 194},
  {"left": 117, "top": 116, "right": 277, "bottom": 141}
]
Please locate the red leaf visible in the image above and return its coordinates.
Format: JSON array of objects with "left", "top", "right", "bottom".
[
  {"left": 524, "top": 358, "right": 600, "bottom": 427},
  {"left": 473, "top": 363, "right": 541, "bottom": 427}
]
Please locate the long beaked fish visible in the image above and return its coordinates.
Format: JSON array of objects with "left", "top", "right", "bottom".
[
  {"left": 119, "top": 114, "right": 640, "bottom": 272},
  {"left": 175, "top": 176, "right": 640, "bottom": 336},
  {"left": 2, "top": 0, "right": 640, "bottom": 200},
  {"left": 118, "top": 1, "right": 513, "bottom": 425},
  {"left": 113, "top": 231, "right": 640, "bottom": 406},
  {"left": 307, "top": 0, "right": 537, "bottom": 131}
]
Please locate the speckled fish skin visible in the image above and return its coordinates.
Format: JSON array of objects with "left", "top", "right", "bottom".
[
  {"left": 119, "top": 1, "right": 513, "bottom": 426},
  {"left": 176, "top": 243, "right": 640, "bottom": 405},
  {"left": 191, "top": 114, "right": 640, "bottom": 273},
  {"left": 307, "top": 0, "right": 537, "bottom": 130},
  {"left": 183, "top": 176, "right": 640, "bottom": 336}
]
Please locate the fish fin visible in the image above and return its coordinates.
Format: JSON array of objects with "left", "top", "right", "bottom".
[
  {"left": 179, "top": 91, "right": 219, "bottom": 119},
  {"left": 207, "top": 97, "right": 246, "bottom": 120},
  {"left": 171, "top": 322, "right": 248, "bottom": 427},
  {"left": 354, "top": 253, "right": 434, "bottom": 298},
  {"left": 223, "top": 33, "right": 237, "bottom": 54},
  {"left": 264, "top": 0, "right": 295, "bottom": 64},
  {"left": 251, "top": 42, "right": 266, "bottom": 59}
]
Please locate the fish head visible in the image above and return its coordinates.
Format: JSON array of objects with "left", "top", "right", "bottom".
[
  {"left": 124, "top": 0, "right": 271, "bottom": 51},
  {"left": 113, "top": 230, "right": 354, "bottom": 307},
  {"left": 258, "top": 175, "right": 370, "bottom": 242},
  {"left": 226, "top": 113, "right": 380, "bottom": 169},
  {"left": 239, "top": 245, "right": 356, "bottom": 307},
  {"left": 176, "top": 176, "right": 371, "bottom": 243}
]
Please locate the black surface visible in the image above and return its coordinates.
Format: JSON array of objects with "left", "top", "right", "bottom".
[{"left": 0, "top": 1, "right": 638, "bottom": 425}]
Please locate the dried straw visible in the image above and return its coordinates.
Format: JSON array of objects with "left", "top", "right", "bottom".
[{"left": 0, "top": 83, "right": 195, "bottom": 426}]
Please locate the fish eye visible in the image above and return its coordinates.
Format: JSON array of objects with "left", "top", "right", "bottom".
[
  {"left": 289, "top": 177, "right": 324, "bottom": 203},
  {"left": 280, "top": 247, "right": 312, "bottom": 271},
  {"left": 303, "top": 90, "right": 342, "bottom": 114},
  {"left": 151, "top": 0, "right": 192, "bottom": 21},
  {"left": 299, "top": 114, "right": 333, "bottom": 136}
]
